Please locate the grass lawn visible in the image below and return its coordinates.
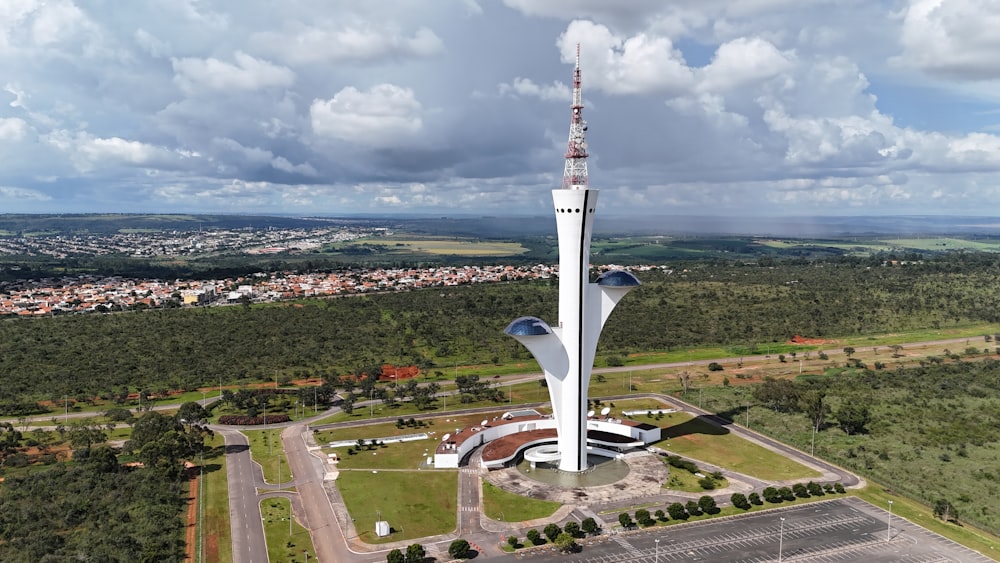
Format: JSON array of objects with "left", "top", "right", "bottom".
[
  {"left": 337, "top": 470, "right": 458, "bottom": 543},
  {"left": 202, "top": 434, "right": 232, "bottom": 563},
  {"left": 244, "top": 429, "right": 290, "bottom": 484},
  {"left": 482, "top": 481, "right": 561, "bottom": 522},
  {"left": 654, "top": 412, "right": 820, "bottom": 481},
  {"left": 260, "top": 497, "right": 315, "bottom": 563},
  {"left": 662, "top": 466, "right": 729, "bottom": 493}
]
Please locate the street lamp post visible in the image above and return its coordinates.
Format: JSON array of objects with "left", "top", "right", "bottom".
[
  {"left": 655, "top": 538, "right": 660, "bottom": 563},
  {"left": 887, "top": 500, "right": 894, "bottom": 542},
  {"left": 811, "top": 423, "right": 817, "bottom": 457},
  {"left": 778, "top": 517, "right": 786, "bottom": 562}
]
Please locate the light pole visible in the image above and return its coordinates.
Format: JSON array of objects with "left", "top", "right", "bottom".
[
  {"left": 778, "top": 517, "right": 786, "bottom": 562},
  {"left": 655, "top": 538, "right": 660, "bottom": 563},
  {"left": 811, "top": 423, "right": 816, "bottom": 457},
  {"left": 369, "top": 388, "right": 375, "bottom": 418},
  {"left": 887, "top": 500, "right": 893, "bottom": 542}
]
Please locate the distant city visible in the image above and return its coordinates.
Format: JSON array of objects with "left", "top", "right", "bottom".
[{"left": 0, "top": 223, "right": 665, "bottom": 316}]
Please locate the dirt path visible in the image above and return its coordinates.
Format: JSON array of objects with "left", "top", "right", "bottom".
[{"left": 185, "top": 471, "right": 199, "bottom": 562}]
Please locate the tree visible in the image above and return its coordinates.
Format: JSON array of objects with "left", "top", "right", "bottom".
[
  {"left": 555, "top": 532, "right": 577, "bottom": 553},
  {"left": 618, "top": 512, "right": 634, "bottom": 529},
  {"left": 792, "top": 483, "right": 809, "bottom": 498},
  {"left": 654, "top": 509, "right": 666, "bottom": 521},
  {"left": 581, "top": 517, "right": 599, "bottom": 535},
  {"left": 667, "top": 502, "right": 688, "bottom": 520},
  {"left": 386, "top": 548, "right": 404, "bottom": 563},
  {"left": 176, "top": 401, "right": 209, "bottom": 425},
  {"left": 526, "top": 529, "right": 542, "bottom": 545},
  {"left": 448, "top": 538, "right": 470, "bottom": 559},
  {"left": 507, "top": 535, "right": 519, "bottom": 549},
  {"left": 843, "top": 346, "right": 855, "bottom": 358},
  {"left": 836, "top": 402, "right": 871, "bottom": 435},
  {"left": 748, "top": 492, "right": 762, "bottom": 505},
  {"left": 731, "top": 492, "right": 751, "bottom": 510},
  {"left": 404, "top": 543, "right": 426, "bottom": 563},
  {"left": 685, "top": 500, "right": 702, "bottom": 516},
  {"left": 934, "top": 499, "right": 959, "bottom": 523},
  {"left": 779, "top": 486, "right": 795, "bottom": 501},
  {"left": 708, "top": 362, "right": 723, "bottom": 371},
  {"left": 698, "top": 495, "right": 719, "bottom": 514},
  {"left": 563, "top": 520, "right": 581, "bottom": 537},
  {"left": 799, "top": 390, "right": 828, "bottom": 431},
  {"left": 763, "top": 486, "right": 782, "bottom": 503},
  {"left": 635, "top": 508, "right": 654, "bottom": 527},
  {"left": 544, "top": 523, "right": 562, "bottom": 541}
]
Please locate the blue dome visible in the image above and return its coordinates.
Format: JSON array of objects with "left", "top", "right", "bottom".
[
  {"left": 504, "top": 316, "right": 552, "bottom": 336},
  {"left": 597, "top": 270, "right": 640, "bottom": 287}
]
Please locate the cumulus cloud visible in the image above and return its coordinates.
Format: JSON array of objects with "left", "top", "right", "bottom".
[
  {"left": 172, "top": 51, "right": 295, "bottom": 94},
  {"left": 310, "top": 84, "right": 423, "bottom": 147},
  {"left": 898, "top": 0, "right": 1000, "bottom": 79}
]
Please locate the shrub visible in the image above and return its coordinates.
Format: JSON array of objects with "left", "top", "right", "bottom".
[
  {"left": 779, "top": 486, "right": 795, "bottom": 501},
  {"left": 654, "top": 509, "right": 666, "bottom": 522},
  {"left": 507, "top": 535, "right": 519, "bottom": 549},
  {"left": 748, "top": 492, "right": 762, "bottom": 505},
  {"left": 387, "top": 548, "right": 404, "bottom": 563},
  {"left": 708, "top": 362, "right": 723, "bottom": 371},
  {"left": 685, "top": 500, "right": 702, "bottom": 517},
  {"left": 731, "top": 492, "right": 751, "bottom": 510},
  {"left": 698, "top": 477, "right": 717, "bottom": 490},
  {"left": 762, "top": 486, "right": 781, "bottom": 503},
  {"left": 807, "top": 482, "right": 824, "bottom": 496},
  {"left": 667, "top": 502, "right": 688, "bottom": 520},
  {"left": 563, "top": 521, "right": 581, "bottom": 538},
  {"left": 635, "top": 509, "right": 654, "bottom": 527},
  {"left": 834, "top": 482, "right": 846, "bottom": 494},
  {"left": 526, "top": 529, "right": 542, "bottom": 545},
  {"left": 544, "top": 523, "right": 562, "bottom": 541},
  {"left": 581, "top": 517, "right": 599, "bottom": 535},
  {"left": 792, "top": 483, "right": 809, "bottom": 498},
  {"left": 698, "top": 495, "right": 719, "bottom": 514}
]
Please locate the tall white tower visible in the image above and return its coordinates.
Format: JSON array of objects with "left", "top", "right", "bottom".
[{"left": 505, "top": 45, "right": 639, "bottom": 472}]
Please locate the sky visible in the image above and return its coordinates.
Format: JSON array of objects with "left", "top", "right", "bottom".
[{"left": 3, "top": 0, "right": 1000, "bottom": 219}]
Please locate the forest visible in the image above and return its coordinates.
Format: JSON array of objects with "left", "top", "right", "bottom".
[
  {"left": 0, "top": 411, "right": 210, "bottom": 562},
  {"left": 701, "top": 359, "right": 1000, "bottom": 535},
  {"left": 3, "top": 253, "right": 1000, "bottom": 408}
]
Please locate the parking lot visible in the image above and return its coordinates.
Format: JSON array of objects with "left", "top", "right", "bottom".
[{"left": 520, "top": 497, "right": 995, "bottom": 562}]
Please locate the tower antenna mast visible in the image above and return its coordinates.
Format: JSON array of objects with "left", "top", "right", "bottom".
[{"left": 562, "top": 43, "right": 589, "bottom": 189}]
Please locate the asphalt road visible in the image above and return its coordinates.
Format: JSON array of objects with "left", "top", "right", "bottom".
[{"left": 219, "top": 429, "right": 269, "bottom": 563}]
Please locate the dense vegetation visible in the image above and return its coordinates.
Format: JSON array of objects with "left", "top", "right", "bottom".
[
  {"left": 4, "top": 254, "right": 1000, "bottom": 405},
  {"left": 701, "top": 359, "right": 1000, "bottom": 534},
  {"left": 0, "top": 411, "right": 210, "bottom": 562}
]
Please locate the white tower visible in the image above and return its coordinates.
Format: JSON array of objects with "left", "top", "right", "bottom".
[{"left": 505, "top": 45, "right": 639, "bottom": 472}]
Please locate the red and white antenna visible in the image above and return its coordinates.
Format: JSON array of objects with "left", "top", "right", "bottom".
[{"left": 562, "top": 43, "right": 589, "bottom": 189}]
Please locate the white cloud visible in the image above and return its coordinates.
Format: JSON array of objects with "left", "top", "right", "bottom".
[
  {"left": 0, "top": 185, "right": 51, "bottom": 200},
  {"left": 310, "top": 84, "right": 423, "bottom": 147},
  {"left": 44, "top": 130, "right": 188, "bottom": 172},
  {"left": 698, "top": 37, "right": 795, "bottom": 93},
  {"left": 171, "top": 51, "right": 295, "bottom": 94},
  {"left": 498, "top": 78, "right": 570, "bottom": 101},
  {"left": 558, "top": 20, "right": 694, "bottom": 95},
  {"left": 0, "top": 117, "right": 28, "bottom": 140},
  {"left": 898, "top": 0, "right": 1000, "bottom": 79},
  {"left": 253, "top": 23, "right": 443, "bottom": 65}
]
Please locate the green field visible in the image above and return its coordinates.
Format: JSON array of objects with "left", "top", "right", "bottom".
[
  {"left": 336, "top": 470, "right": 458, "bottom": 543},
  {"left": 482, "top": 481, "right": 561, "bottom": 522},
  {"left": 654, "top": 412, "right": 820, "bottom": 481},
  {"left": 245, "top": 429, "right": 290, "bottom": 484},
  {"left": 202, "top": 435, "right": 232, "bottom": 563},
  {"left": 260, "top": 497, "right": 315, "bottom": 562}
]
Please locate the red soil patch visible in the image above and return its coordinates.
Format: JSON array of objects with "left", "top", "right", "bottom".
[
  {"left": 185, "top": 471, "right": 198, "bottom": 562},
  {"left": 787, "top": 335, "right": 834, "bottom": 345},
  {"left": 378, "top": 364, "right": 420, "bottom": 381}
]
